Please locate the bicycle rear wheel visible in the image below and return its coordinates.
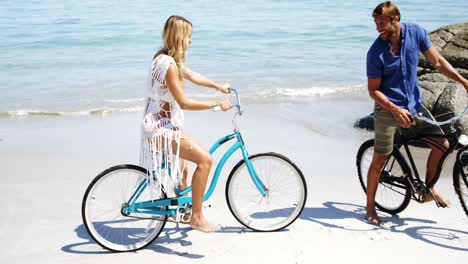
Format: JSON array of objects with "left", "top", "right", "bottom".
[
  {"left": 454, "top": 151, "right": 468, "bottom": 218},
  {"left": 82, "top": 164, "right": 167, "bottom": 252},
  {"left": 356, "top": 139, "right": 412, "bottom": 215},
  {"left": 226, "top": 153, "right": 307, "bottom": 231}
]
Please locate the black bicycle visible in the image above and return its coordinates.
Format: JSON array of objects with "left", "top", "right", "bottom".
[{"left": 356, "top": 105, "right": 468, "bottom": 218}]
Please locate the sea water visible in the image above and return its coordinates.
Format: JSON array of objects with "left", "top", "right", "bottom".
[{"left": 1, "top": 0, "right": 466, "bottom": 117}]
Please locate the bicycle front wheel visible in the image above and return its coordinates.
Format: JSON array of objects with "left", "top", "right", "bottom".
[
  {"left": 454, "top": 152, "right": 468, "bottom": 218},
  {"left": 357, "top": 139, "right": 412, "bottom": 215},
  {"left": 226, "top": 153, "right": 307, "bottom": 231},
  {"left": 82, "top": 164, "right": 167, "bottom": 252}
]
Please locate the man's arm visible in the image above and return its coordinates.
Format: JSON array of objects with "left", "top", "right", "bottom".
[
  {"left": 368, "top": 78, "right": 412, "bottom": 128},
  {"left": 422, "top": 47, "right": 468, "bottom": 91}
]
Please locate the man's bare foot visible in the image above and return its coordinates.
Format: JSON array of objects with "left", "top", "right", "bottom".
[
  {"left": 423, "top": 190, "right": 451, "bottom": 208},
  {"left": 190, "top": 215, "right": 220, "bottom": 233},
  {"left": 366, "top": 208, "right": 383, "bottom": 226}
]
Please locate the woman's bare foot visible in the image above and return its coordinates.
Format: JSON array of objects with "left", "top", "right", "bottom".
[
  {"left": 366, "top": 208, "right": 383, "bottom": 226},
  {"left": 424, "top": 190, "right": 450, "bottom": 208},
  {"left": 190, "top": 215, "right": 220, "bottom": 233}
]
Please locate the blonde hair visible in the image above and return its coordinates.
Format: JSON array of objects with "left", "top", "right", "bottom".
[
  {"left": 372, "top": 1, "right": 401, "bottom": 21},
  {"left": 154, "top": 16, "right": 192, "bottom": 80}
]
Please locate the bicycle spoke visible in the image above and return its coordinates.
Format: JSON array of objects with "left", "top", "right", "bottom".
[
  {"left": 82, "top": 165, "right": 167, "bottom": 252},
  {"left": 357, "top": 140, "right": 411, "bottom": 214},
  {"left": 226, "top": 154, "right": 306, "bottom": 231}
]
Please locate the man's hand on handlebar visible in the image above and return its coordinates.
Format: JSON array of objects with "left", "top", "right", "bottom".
[{"left": 392, "top": 107, "right": 412, "bottom": 128}]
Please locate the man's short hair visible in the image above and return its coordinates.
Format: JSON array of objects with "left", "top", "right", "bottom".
[{"left": 372, "top": 1, "right": 401, "bottom": 21}]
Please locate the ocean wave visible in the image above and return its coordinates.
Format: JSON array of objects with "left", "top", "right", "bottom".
[
  {"left": 189, "top": 85, "right": 365, "bottom": 99},
  {"left": 252, "top": 86, "right": 364, "bottom": 98},
  {"left": 54, "top": 18, "right": 81, "bottom": 25},
  {"left": 104, "top": 97, "right": 146, "bottom": 103},
  {"left": 1, "top": 86, "right": 364, "bottom": 118},
  {"left": 1, "top": 106, "right": 144, "bottom": 118}
]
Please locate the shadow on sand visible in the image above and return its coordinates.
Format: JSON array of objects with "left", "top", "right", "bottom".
[
  {"left": 62, "top": 223, "right": 203, "bottom": 258},
  {"left": 300, "top": 201, "right": 468, "bottom": 251},
  {"left": 63, "top": 201, "right": 467, "bottom": 255}
]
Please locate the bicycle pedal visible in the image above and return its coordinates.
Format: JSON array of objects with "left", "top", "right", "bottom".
[
  {"left": 181, "top": 207, "right": 192, "bottom": 223},
  {"left": 175, "top": 205, "right": 192, "bottom": 223}
]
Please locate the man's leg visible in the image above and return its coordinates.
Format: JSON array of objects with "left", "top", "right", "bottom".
[
  {"left": 424, "top": 138, "right": 450, "bottom": 207},
  {"left": 368, "top": 104, "right": 397, "bottom": 225},
  {"left": 366, "top": 152, "right": 390, "bottom": 225},
  {"left": 414, "top": 106, "right": 451, "bottom": 207}
]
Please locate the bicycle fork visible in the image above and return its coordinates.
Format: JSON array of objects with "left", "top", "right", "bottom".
[{"left": 241, "top": 148, "right": 268, "bottom": 197}]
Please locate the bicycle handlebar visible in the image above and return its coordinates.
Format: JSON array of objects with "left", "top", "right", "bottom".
[
  {"left": 414, "top": 105, "right": 468, "bottom": 126},
  {"left": 212, "top": 88, "right": 243, "bottom": 115},
  {"left": 228, "top": 88, "right": 243, "bottom": 116}
]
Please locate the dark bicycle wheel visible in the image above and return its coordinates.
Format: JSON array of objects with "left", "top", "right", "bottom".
[
  {"left": 82, "top": 164, "right": 167, "bottom": 252},
  {"left": 225, "top": 153, "right": 307, "bottom": 231},
  {"left": 356, "top": 139, "right": 412, "bottom": 215},
  {"left": 453, "top": 149, "right": 468, "bottom": 218}
]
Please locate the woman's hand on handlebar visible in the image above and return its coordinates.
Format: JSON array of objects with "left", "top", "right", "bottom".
[
  {"left": 217, "top": 99, "right": 232, "bottom": 111},
  {"left": 216, "top": 83, "right": 231, "bottom": 94}
]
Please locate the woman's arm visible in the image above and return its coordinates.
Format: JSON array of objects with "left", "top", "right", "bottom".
[
  {"left": 182, "top": 65, "right": 230, "bottom": 93},
  {"left": 166, "top": 64, "right": 231, "bottom": 111}
]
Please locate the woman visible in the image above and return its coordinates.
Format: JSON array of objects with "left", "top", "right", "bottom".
[{"left": 140, "top": 15, "right": 232, "bottom": 233}]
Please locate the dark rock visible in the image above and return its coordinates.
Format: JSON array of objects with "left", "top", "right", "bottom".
[
  {"left": 419, "top": 23, "right": 468, "bottom": 70},
  {"left": 419, "top": 22, "right": 468, "bottom": 136},
  {"left": 432, "top": 84, "right": 468, "bottom": 135},
  {"left": 354, "top": 113, "right": 374, "bottom": 131},
  {"left": 419, "top": 80, "right": 447, "bottom": 111}
]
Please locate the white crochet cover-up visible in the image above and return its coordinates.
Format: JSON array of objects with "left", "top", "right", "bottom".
[{"left": 140, "top": 54, "right": 185, "bottom": 195}]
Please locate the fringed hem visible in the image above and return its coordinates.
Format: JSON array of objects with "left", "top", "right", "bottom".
[{"left": 140, "top": 127, "right": 183, "bottom": 197}]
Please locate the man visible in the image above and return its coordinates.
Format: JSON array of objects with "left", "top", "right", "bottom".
[{"left": 366, "top": 1, "right": 468, "bottom": 225}]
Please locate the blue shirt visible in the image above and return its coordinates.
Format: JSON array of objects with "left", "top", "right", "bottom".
[{"left": 366, "top": 22, "right": 432, "bottom": 114}]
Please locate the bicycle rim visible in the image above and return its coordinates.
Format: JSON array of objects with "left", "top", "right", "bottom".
[
  {"left": 226, "top": 153, "right": 307, "bottom": 231},
  {"left": 82, "top": 165, "right": 167, "bottom": 252},
  {"left": 358, "top": 141, "right": 411, "bottom": 214},
  {"left": 454, "top": 162, "right": 468, "bottom": 218}
]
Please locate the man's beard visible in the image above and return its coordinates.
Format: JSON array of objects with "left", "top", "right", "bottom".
[{"left": 380, "top": 27, "right": 396, "bottom": 40}]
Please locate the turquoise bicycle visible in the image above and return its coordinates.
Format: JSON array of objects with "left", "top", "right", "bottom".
[{"left": 81, "top": 88, "right": 307, "bottom": 252}]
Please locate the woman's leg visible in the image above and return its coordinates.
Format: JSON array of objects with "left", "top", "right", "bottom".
[
  {"left": 178, "top": 160, "right": 188, "bottom": 194},
  {"left": 173, "top": 131, "right": 219, "bottom": 232}
]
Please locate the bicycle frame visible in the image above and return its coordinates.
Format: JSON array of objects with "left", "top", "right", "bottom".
[
  {"left": 393, "top": 127, "right": 461, "bottom": 190},
  {"left": 121, "top": 130, "right": 267, "bottom": 218},
  {"left": 121, "top": 88, "right": 268, "bottom": 219}
]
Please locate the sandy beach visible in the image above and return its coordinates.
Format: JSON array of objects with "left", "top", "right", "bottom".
[
  {"left": 2, "top": 0, "right": 468, "bottom": 263},
  {"left": 1, "top": 97, "right": 467, "bottom": 264}
]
